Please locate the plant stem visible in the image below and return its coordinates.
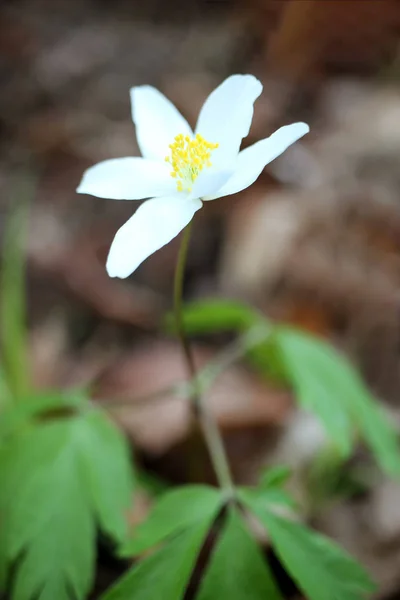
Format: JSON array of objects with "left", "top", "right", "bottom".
[
  {"left": 1, "top": 170, "right": 35, "bottom": 402},
  {"left": 98, "top": 326, "right": 270, "bottom": 411},
  {"left": 173, "top": 221, "right": 197, "bottom": 384},
  {"left": 173, "top": 221, "right": 235, "bottom": 497}
]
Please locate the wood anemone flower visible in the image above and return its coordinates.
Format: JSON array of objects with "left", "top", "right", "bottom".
[{"left": 77, "top": 75, "right": 309, "bottom": 278}]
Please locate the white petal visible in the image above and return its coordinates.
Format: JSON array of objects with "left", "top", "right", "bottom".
[
  {"left": 195, "top": 75, "right": 262, "bottom": 169},
  {"left": 131, "top": 86, "right": 193, "bottom": 161},
  {"left": 77, "top": 157, "right": 176, "bottom": 200},
  {"left": 189, "top": 169, "right": 233, "bottom": 200},
  {"left": 106, "top": 196, "right": 203, "bottom": 278},
  {"left": 205, "top": 122, "right": 310, "bottom": 200}
]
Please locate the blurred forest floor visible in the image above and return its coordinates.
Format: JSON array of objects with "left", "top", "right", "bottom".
[{"left": 2, "top": 0, "right": 400, "bottom": 597}]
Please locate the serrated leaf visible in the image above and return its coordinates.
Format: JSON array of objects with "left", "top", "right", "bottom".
[
  {"left": 0, "top": 408, "right": 135, "bottom": 600},
  {"left": 78, "top": 410, "right": 134, "bottom": 544},
  {"left": 12, "top": 481, "right": 93, "bottom": 600},
  {"left": 101, "top": 519, "right": 211, "bottom": 600},
  {"left": 241, "top": 494, "right": 375, "bottom": 600},
  {"left": 3, "top": 420, "right": 96, "bottom": 600},
  {"left": 0, "top": 392, "right": 85, "bottom": 440},
  {"left": 275, "top": 328, "right": 354, "bottom": 457},
  {"left": 275, "top": 328, "right": 400, "bottom": 474},
  {"left": 168, "top": 299, "right": 258, "bottom": 335},
  {"left": 196, "top": 508, "right": 282, "bottom": 600},
  {"left": 0, "top": 434, "right": 28, "bottom": 588},
  {"left": 121, "top": 485, "right": 223, "bottom": 557}
]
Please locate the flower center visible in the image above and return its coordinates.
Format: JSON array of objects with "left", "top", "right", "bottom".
[{"left": 165, "top": 133, "right": 219, "bottom": 193}]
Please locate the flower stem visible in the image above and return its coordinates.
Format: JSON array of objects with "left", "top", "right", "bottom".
[
  {"left": 173, "top": 220, "right": 197, "bottom": 384},
  {"left": 173, "top": 221, "right": 235, "bottom": 497}
]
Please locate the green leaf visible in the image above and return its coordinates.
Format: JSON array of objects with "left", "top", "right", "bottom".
[
  {"left": 78, "top": 410, "right": 134, "bottom": 544},
  {"left": 168, "top": 299, "right": 259, "bottom": 335},
  {"left": 275, "top": 328, "right": 354, "bottom": 457},
  {"left": 239, "top": 468, "right": 297, "bottom": 514},
  {"left": 241, "top": 493, "right": 375, "bottom": 600},
  {"left": 31, "top": 579, "right": 71, "bottom": 600},
  {"left": 275, "top": 328, "right": 400, "bottom": 474},
  {"left": 0, "top": 366, "right": 12, "bottom": 410},
  {"left": 1, "top": 172, "right": 34, "bottom": 399},
  {"left": 259, "top": 465, "right": 292, "bottom": 489},
  {"left": 136, "top": 470, "right": 168, "bottom": 498},
  {"left": 121, "top": 485, "right": 223, "bottom": 557},
  {"left": 12, "top": 478, "right": 93, "bottom": 600},
  {"left": 246, "top": 333, "right": 289, "bottom": 384},
  {"left": 239, "top": 486, "right": 296, "bottom": 512},
  {"left": 306, "top": 444, "right": 368, "bottom": 507},
  {"left": 196, "top": 508, "right": 282, "bottom": 600},
  {"left": 101, "top": 519, "right": 211, "bottom": 600},
  {"left": 5, "top": 420, "right": 95, "bottom": 600},
  {"left": 0, "top": 429, "right": 31, "bottom": 588},
  {"left": 0, "top": 391, "right": 85, "bottom": 440},
  {"left": 0, "top": 409, "right": 135, "bottom": 600},
  {"left": 349, "top": 392, "right": 400, "bottom": 479}
]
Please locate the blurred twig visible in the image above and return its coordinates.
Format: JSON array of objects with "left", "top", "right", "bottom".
[{"left": 97, "top": 325, "right": 270, "bottom": 411}]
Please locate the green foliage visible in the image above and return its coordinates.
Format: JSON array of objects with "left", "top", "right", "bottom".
[
  {"left": 246, "top": 332, "right": 289, "bottom": 383},
  {"left": 0, "top": 367, "right": 12, "bottom": 410},
  {"left": 121, "top": 485, "right": 223, "bottom": 557},
  {"left": 166, "top": 299, "right": 258, "bottom": 334},
  {"left": 136, "top": 470, "right": 168, "bottom": 498},
  {"left": 240, "top": 480, "right": 375, "bottom": 600},
  {"left": 239, "top": 465, "right": 297, "bottom": 512},
  {"left": 0, "top": 218, "right": 393, "bottom": 600},
  {"left": 274, "top": 328, "right": 400, "bottom": 475},
  {"left": 77, "top": 409, "right": 135, "bottom": 544},
  {"left": 239, "top": 483, "right": 296, "bottom": 512},
  {"left": 180, "top": 299, "right": 400, "bottom": 477},
  {"left": 102, "top": 519, "right": 211, "bottom": 600},
  {"left": 254, "top": 510, "right": 374, "bottom": 600},
  {"left": 0, "top": 391, "right": 84, "bottom": 441},
  {"left": 272, "top": 328, "right": 354, "bottom": 455},
  {"left": 111, "top": 488, "right": 284, "bottom": 600},
  {"left": 103, "top": 485, "right": 224, "bottom": 600},
  {"left": 305, "top": 444, "right": 370, "bottom": 508},
  {"left": 0, "top": 172, "right": 35, "bottom": 399},
  {"left": 259, "top": 465, "right": 292, "bottom": 489},
  {"left": 112, "top": 476, "right": 373, "bottom": 600},
  {"left": 0, "top": 407, "right": 135, "bottom": 600},
  {"left": 254, "top": 465, "right": 297, "bottom": 509},
  {"left": 196, "top": 509, "right": 282, "bottom": 600}
]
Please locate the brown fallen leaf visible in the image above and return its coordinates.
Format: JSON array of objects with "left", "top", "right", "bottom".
[
  {"left": 28, "top": 206, "right": 165, "bottom": 330},
  {"left": 94, "top": 340, "right": 291, "bottom": 456}
]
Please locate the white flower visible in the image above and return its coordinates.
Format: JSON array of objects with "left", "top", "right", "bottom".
[{"left": 77, "top": 75, "right": 309, "bottom": 278}]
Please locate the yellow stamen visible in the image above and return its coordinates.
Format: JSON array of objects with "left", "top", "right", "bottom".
[{"left": 165, "top": 133, "right": 219, "bottom": 193}]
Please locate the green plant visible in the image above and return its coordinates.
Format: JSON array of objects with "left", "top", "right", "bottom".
[{"left": 1, "top": 110, "right": 399, "bottom": 600}]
